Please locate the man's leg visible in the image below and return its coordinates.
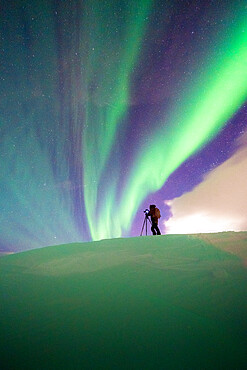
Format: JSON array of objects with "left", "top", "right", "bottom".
[
  {"left": 151, "top": 224, "right": 156, "bottom": 235},
  {"left": 155, "top": 224, "right": 161, "bottom": 235}
]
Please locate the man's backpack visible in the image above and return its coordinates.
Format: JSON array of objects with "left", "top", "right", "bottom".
[{"left": 155, "top": 208, "right": 161, "bottom": 219}]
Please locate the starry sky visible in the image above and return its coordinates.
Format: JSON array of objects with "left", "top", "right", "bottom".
[{"left": 1, "top": 0, "right": 247, "bottom": 251}]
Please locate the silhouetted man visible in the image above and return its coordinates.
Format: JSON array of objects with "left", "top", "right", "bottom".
[{"left": 148, "top": 204, "right": 161, "bottom": 235}]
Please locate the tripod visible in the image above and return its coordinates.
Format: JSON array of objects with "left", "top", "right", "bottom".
[{"left": 140, "top": 213, "right": 152, "bottom": 236}]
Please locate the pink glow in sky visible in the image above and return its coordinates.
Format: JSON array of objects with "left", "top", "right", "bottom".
[{"left": 165, "top": 132, "right": 247, "bottom": 234}]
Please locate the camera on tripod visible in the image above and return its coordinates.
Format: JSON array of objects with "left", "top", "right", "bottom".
[{"left": 140, "top": 209, "right": 151, "bottom": 236}]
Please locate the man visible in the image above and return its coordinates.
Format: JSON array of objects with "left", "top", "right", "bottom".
[{"left": 148, "top": 204, "right": 161, "bottom": 235}]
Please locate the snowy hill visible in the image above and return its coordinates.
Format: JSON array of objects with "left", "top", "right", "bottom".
[{"left": 1, "top": 233, "right": 247, "bottom": 369}]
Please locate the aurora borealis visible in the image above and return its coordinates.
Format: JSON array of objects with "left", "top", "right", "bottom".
[{"left": 1, "top": 0, "right": 247, "bottom": 251}]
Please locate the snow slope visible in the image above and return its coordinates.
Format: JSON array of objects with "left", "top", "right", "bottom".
[{"left": 1, "top": 233, "right": 247, "bottom": 369}]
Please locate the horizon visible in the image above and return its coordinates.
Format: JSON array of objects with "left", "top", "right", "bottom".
[{"left": 1, "top": 230, "right": 247, "bottom": 255}]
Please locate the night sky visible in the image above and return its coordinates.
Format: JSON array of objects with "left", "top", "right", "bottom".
[{"left": 1, "top": 0, "right": 247, "bottom": 251}]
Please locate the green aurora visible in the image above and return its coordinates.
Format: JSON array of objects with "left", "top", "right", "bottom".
[
  {"left": 1, "top": 1, "right": 247, "bottom": 249},
  {"left": 82, "top": 0, "right": 153, "bottom": 239},
  {"left": 86, "top": 7, "right": 247, "bottom": 240}
]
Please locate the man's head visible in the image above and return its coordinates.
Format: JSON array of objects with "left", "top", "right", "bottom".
[{"left": 150, "top": 204, "right": 156, "bottom": 210}]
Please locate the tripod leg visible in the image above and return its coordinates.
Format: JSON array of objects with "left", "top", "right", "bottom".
[
  {"left": 145, "top": 217, "right": 147, "bottom": 236},
  {"left": 140, "top": 218, "right": 146, "bottom": 236}
]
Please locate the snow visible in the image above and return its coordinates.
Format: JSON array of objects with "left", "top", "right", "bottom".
[{"left": 1, "top": 233, "right": 247, "bottom": 369}]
